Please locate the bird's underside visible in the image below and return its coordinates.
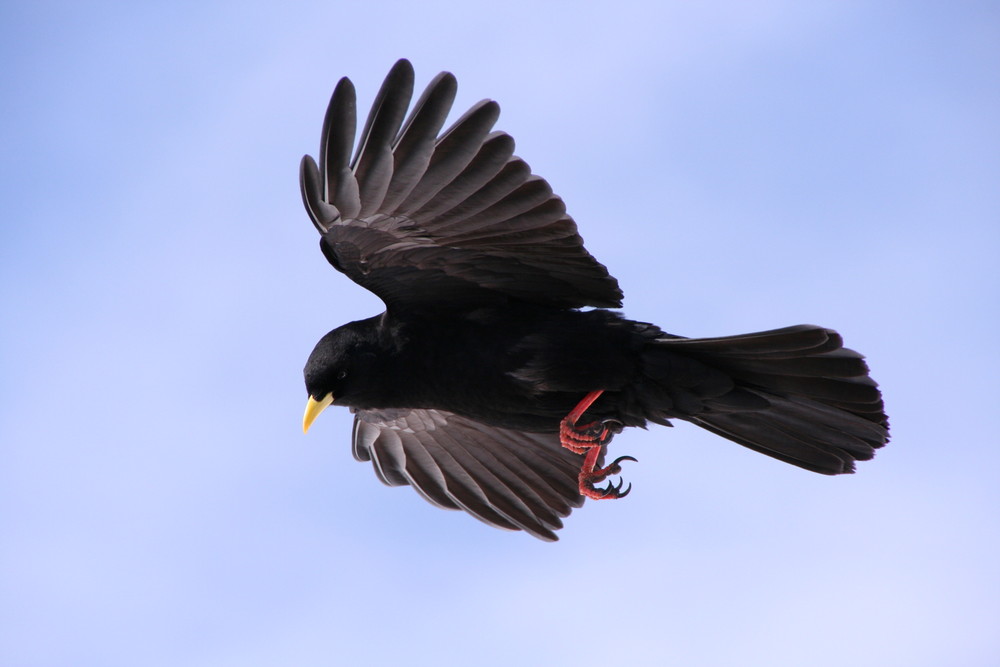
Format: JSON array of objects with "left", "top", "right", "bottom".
[{"left": 298, "top": 59, "right": 890, "bottom": 541}]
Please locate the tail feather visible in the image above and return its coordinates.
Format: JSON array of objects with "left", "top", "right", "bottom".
[
  {"left": 656, "top": 325, "right": 889, "bottom": 475},
  {"left": 705, "top": 349, "right": 868, "bottom": 378},
  {"left": 725, "top": 369, "right": 881, "bottom": 405},
  {"left": 662, "top": 324, "right": 839, "bottom": 356},
  {"left": 689, "top": 409, "right": 862, "bottom": 473}
]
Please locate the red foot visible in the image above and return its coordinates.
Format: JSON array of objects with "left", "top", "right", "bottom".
[{"left": 559, "top": 390, "right": 635, "bottom": 500}]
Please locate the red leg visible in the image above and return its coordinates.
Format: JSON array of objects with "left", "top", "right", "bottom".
[
  {"left": 559, "top": 390, "right": 636, "bottom": 500},
  {"left": 566, "top": 390, "right": 604, "bottom": 423}
]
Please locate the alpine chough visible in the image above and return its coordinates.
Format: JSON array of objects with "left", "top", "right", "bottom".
[{"left": 299, "top": 59, "right": 889, "bottom": 541}]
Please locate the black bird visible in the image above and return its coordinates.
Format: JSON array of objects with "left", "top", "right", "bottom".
[{"left": 299, "top": 59, "right": 889, "bottom": 541}]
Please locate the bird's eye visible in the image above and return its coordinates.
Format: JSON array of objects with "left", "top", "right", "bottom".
[{"left": 337, "top": 370, "right": 348, "bottom": 380}]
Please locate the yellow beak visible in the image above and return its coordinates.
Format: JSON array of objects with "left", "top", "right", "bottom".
[{"left": 302, "top": 393, "right": 335, "bottom": 433}]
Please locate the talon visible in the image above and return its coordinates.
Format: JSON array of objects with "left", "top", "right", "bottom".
[
  {"left": 578, "top": 464, "right": 634, "bottom": 500},
  {"left": 559, "top": 419, "right": 611, "bottom": 450},
  {"left": 611, "top": 455, "right": 638, "bottom": 467},
  {"left": 559, "top": 391, "right": 616, "bottom": 449},
  {"left": 587, "top": 476, "right": 630, "bottom": 500},
  {"left": 562, "top": 390, "right": 638, "bottom": 500},
  {"left": 596, "top": 455, "right": 637, "bottom": 478},
  {"left": 602, "top": 419, "right": 624, "bottom": 435}
]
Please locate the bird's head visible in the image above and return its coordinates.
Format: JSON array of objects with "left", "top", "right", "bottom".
[{"left": 302, "top": 318, "right": 382, "bottom": 433}]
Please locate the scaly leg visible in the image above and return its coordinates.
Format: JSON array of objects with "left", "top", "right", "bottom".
[{"left": 559, "top": 390, "right": 636, "bottom": 500}]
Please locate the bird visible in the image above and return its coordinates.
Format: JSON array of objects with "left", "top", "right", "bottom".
[{"left": 298, "top": 59, "right": 889, "bottom": 541}]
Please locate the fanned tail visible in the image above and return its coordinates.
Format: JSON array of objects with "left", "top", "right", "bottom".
[{"left": 655, "top": 325, "right": 889, "bottom": 474}]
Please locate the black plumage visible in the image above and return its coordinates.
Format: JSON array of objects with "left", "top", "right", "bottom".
[{"left": 299, "top": 59, "right": 889, "bottom": 541}]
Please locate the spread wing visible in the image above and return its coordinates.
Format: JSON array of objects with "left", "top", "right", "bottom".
[
  {"left": 300, "top": 59, "right": 623, "bottom": 312},
  {"left": 351, "top": 408, "right": 586, "bottom": 541}
]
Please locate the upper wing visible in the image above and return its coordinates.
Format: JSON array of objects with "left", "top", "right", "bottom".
[
  {"left": 300, "top": 59, "right": 623, "bottom": 312},
  {"left": 351, "top": 407, "right": 586, "bottom": 541}
]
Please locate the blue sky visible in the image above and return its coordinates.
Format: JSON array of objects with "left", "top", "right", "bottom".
[{"left": 2, "top": 2, "right": 998, "bottom": 665}]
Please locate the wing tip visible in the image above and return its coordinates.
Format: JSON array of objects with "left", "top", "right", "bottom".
[{"left": 299, "top": 154, "right": 340, "bottom": 233}]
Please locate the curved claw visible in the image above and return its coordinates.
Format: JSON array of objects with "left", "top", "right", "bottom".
[
  {"left": 601, "top": 419, "right": 624, "bottom": 435},
  {"left": 601, "top": 455, "right": 638, "bottom": 477},
  {"left": 578, "top": 450, "right": 638, "bottom": 499},
  {"left": 611, "top": 454, "right": 638, "bottom": 466},
  {"left": 597, "top": 477, "right": 631, "bottom": 499},
  {"left": 580, "top": 472, "right": 633, "bottom": 500},
  {"left": 592, "top": 484, "right": 614, "bottom": 499}
]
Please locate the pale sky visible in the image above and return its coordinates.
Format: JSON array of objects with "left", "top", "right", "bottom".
[{"left": 2, "top": 2, "right": 998, "bottom": 666}]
